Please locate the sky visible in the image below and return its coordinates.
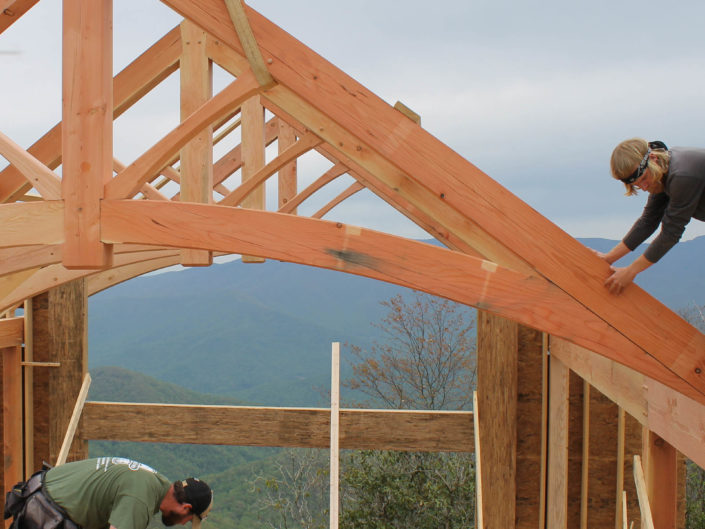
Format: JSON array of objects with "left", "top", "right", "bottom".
[{"left": 4, "top": 0, "right": 705, "bottom": 243}]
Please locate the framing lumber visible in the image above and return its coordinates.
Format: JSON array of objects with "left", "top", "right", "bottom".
[
  {"left": 55, "top": 373, "right": 91, "bottom": 466},
  {"left": 0, "top": 26, "right": 181, "bottom": 203},
  {"left": 0, "top": 316, "right": 22, "bottom": 348},
  {"left": 477, "top": 311, "right": 517, "bottom": 528},
  {"left": 223, "top": 0, "right": 273, "bottom": 86},
  {"left": 23, "top": 300, "right": 34, "bottom": 477},
  {"left": 179, "top": 20, "right": 214, "bottom": 266},
  {"left": 0, "top": 0, "right": 40, "bottom": 34},
  {"left": 330, "top": 342, "right": 340, "bottom": 529},
  {"left": 277, "top": 120, "right": 297, "bottom": 210},
  {"left": 101, "top": 200, "right": 704, "bottom": 404},
  {"left": 81, "top": 402, "right": 474, "bottom": 451},
  {"left": 278, "top": 162, "right": 348, "bottom": 214},
  {"left": 550, "top": 337, "right": 705, "bottom": 471},
  {"left": 633, "top": 455, "right": 654, "bottom": 529},
  {"left": 643, "top": 431, "right": 677, "bottom": 529},
  {"left": 105, "top": 69, "right": 261, "bottom": 200},
  {"left": 240, "top": 95, "right": 266, "bottom": 263},
  {"left": 616, "top": 408, "right": 626, "bottom": 529},
  {"left": 547, "top": 352, "right": 569, "bottom": 529},
  {"left": 62, "top": 0, "right": 113, "bottom": 269},
  {"left": 393, "top": 101, "right": 421, "bottom": 125},
  {"left": 580, "top": 380, "right": 590, "bottom": 529},
  {"left": 0, "top": 130, "right": 61, "bottom": 199},
  {"left": 312, "top": 182, "right": 363, "bottom": 219},
  {"left": 473, "top": 391, "right": 484, "bottom": 529},
  {"left": 161, "top": 0, "right": 705, "bottom": 398},
  {"left": 0, "top": 202, "right": 63, "bottom": 248},
  {"left": 2, "top": 342, "right": 22, "bottom": 494}
]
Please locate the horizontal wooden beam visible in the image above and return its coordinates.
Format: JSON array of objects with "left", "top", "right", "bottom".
[
  {"left": 0, "top": 202, "right": 63, "bottom": 247},
  {"left": 0, "top": 316, "right": 23, "bottom": 348},
  {"left": 99, "top": 200, "right": 702, "bottom": 404},
  {"left": 81, "top": 402, "right": 473, "bottom": 451}
]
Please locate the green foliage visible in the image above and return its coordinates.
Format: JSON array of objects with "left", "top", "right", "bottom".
[{"left": 686, "top": 460, "right": 705, "bottom": 529}]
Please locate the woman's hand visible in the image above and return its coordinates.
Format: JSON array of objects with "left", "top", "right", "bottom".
[{"left": 604, "top": 266, "right": 637, "bottom": 295}]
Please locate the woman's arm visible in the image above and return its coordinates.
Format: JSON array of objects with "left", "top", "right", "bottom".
[
  {"left": 604, "top": 253, "right": 654, "bottom": 295},
  {"left": 596, "top": 241, "right": 631, "bottom": 264}
]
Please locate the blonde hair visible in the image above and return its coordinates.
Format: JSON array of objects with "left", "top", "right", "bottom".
[{"left": 610, "top": 138, "right": 669, "bottom": 196}]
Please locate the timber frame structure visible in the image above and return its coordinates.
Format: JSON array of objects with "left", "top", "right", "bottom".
[{"left": 0, "top": 1, "right": 703, "bottom": 527}]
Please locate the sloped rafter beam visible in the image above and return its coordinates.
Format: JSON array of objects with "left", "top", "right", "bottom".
[
  {"left": 219, "top": 130, "right": 321, "bottom": 206},
  {"left": 223, "top": 0, "right": 273, "bottom": 86},
  {"left": 0, "top": 25, "right": 182, "bottom": 203},
  {"left": 161, "top": 0, "right": 705, "bottom": 397},
  {"left": 104, "top": 68, "right": 262, "bottom": 200},
  {"left": 98, "top": 199, "right": 702, "bottom": 404},
  {"left": 112, "top": 159, "right": 169, "bottom": 201},
  {"left": 0, "top": 0, "right": 40, "bottom": 34},
  {"left": 0, "top": 131, "right": 61, "bottom": 199}
]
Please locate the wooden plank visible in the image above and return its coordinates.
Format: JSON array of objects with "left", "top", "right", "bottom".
[
  {"left": 23, "top": 300, "right": 34, "bottom": 477},
  {"left": 539, "top": 334, "right": 549, "bottom": 529},
  {"left": 100, "top": 199, "right": 705, "bottom": 405},
  {"left": 277, "top": 120, "right": 297, "bottom": 211},
  {"left": 29, "top": 293, "right": 50, "bottom": 472},
  {"left": 615, "top": 408, "right": 625, "bottom": 529},
  {"left": 0, "top": 131, "right": 61, "bottom": 199},
  {"left": 0, "top": 202, "right": 63, "bottom": 248},
  {"left": 633, "top": 455, "right": 655, "bottom": 529},
  {"left": 547, "top": 353, "right": 569, "bottom": 529},
  {"left": 55, "top": 373, "right": 91, "bottom": 466},
  {"left": 643, "top": 431, "right": 677, "bottom": 529},
  {"left": 393, "top": 101, "right": 421, "bottom": 124},
  {"left": 223, "top": 0, "right": 273, "bottom": 86},
  {"left": 0, "top": 0, "right": 40, "bottom": 34},
  {"left": 162, "top": 0, "right": 705, "bottom": 398},
  {"left": 278, "top": 162, "right": 348, "bottom": 214},
  {"left": 240, "top": 95, "right": 266, "bottom": 263},
  {"left": 179, "top": 20, "right": 214, "bottom": 266},
  {"left": 219, "top": 131, "right": 320, "bottom": 207},
  {"left": 0, "top": 316, "right": 22, "bottom": 348},
  {"left": 580, "top": 381, "right": 590, "bottom": 529},
  {"left": 312, "top": 182, "right": 363, "bottom": 219},
  {"left": 473, "top": 391, "right": 484, "bottom": 529},
  {"left": 62, "top": 0, "right": 113, "bottom": 269},
  {"left": 105, "top": 70, "right": 261, "bottom": 200},
  {"left": 81, "top": 402, "right": 474, "bottom": 451},
  {"left": 477, "top": 311, "right": 517, "bottom": 528},
  {"left": 329, "top": 342, "right": 339, "bottom": 529},
  {"left": 86, "top": 254, "right": 181, "bottom": 295},
  {"left": 2, "top": 344, "right": 22, "bottom": 494}
]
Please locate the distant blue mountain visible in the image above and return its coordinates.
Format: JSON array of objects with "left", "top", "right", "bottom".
[{"left": 88, "top": 236, "right": 705, "bottom": 405}]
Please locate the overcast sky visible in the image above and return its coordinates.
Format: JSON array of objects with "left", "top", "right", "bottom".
[{"left": 4, "top": 0, "right": 705, "bottom": 243}]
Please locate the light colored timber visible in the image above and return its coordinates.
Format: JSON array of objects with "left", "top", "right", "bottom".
[
  {"left": 0, "top": 249, "right": 179, "bottom": 313},
  {"left": 81, "top": 402, "right": 474, "bottom": 451},
  {"left": 223, "top": 0, "right": 274, "bottom": 86},
  {"left": 55, "top": 372, "right": 91, "bottom": 466},
  {"left": 21, "top": 362, "right": 60, "bottom": 367},
  {"left": 105, "top": 69, "right": 261, "bottom": 200},
  {"left": 0, "top": 316, "right": 22, "bottom": 348},
  {"left": 393, "top": 101, "right": 421, "bottom": 125},
  {"left": 0, "top": 130, "right": 61, "bottom": 199},
  {"left": 622, "top": 491, "right": 628, "bottom": 529},
  {"left": 633, "top": 455, "right": 655, "bottom": 529},
  {"left": 581, "top": 380, "right": 590, "bottom": 529},
  {"left": 330, "top": 342, "right": 340, "bottom": 529},
  {"left": 86, "top": 254, "right": 181, "bottom": 296},
  {"left": 643, "top": 431, "right": 677, "bottom": 529},
  {"left": 277, "top": 120, "right": 297, "bottom": 211},
  {"left": 0, "top": 26, "right": 181, "bottom": 204},
  {"left": 0, "top": 201, "right": 64, "bottom": 247},
  {"left": 550, "top": 337, "right": 705, "bottom": 471},
  {"left": 162, "top": 0, "right": 705, "bottom": 398},
  {"left": 23, "top": 300, "right": 34, "bottom": 477},
  {"left": 179, "top": 20, "right": 214, "bottom": 266},
  {"left": 473, "top": 391, "right": 484, "bottom": 529},
  {"left": 312, "top": 181, "right": 363, "bottom": 219},
  {"left": 61, "top": 0, "right": 113, "bottom": 268},
  {"left": 2, "top": 343, "right": 22, "bottom": 497},
  {"left": 278, "top": 162, "right": 349, "bottom": 214},
  {"left": 538, "top": 334, "right": 549, "bottom": 529},
  {"left": 100, "top": 199, "right": 705, "bottom": 405},
  {"left": 112, "top": 159, "right": 168, "bottom": 201},
  {"left": 547, "top": 352, "right": 569, "bottom": 529},
  {"left": 219, "top": 130, "right": 321, "bottom": 206},
  {"left": 240, "top": 95, "right": 266, "bottom": 263},
  {"left": 616, "top": 408, "right": 626, "bottom": 529},
  {"left": 0, "top": 0, "right": 40, "bottom": 34}
]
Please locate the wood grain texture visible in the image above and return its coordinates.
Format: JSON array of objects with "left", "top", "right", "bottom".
[
  {"left": 0, "top": 131, "right": 61, "bottom": 199},
  {"left": 2, "top": 344, "right": 22, "bottom": 494},
  {"left": 643, "top": 432, "right": 677, "bottom": 529},
  {"left": 0, "top": 0, "right": 41, "bottom": 34},
  {"left": 160, "top": 0, "right": 705, "bottom": 398},
  {"left": 81, "top": 403, "right": 474, "bottom": 451},
  {"left": 0, "top": 202, "right": 63, "bottom": 247},
  {"left": 547, "top": 353, "right": 569, "bottom": 529},
  {"left": 101, "top": 199, "right": 703, "bottom": 404},
  {"left": 0, "top": 317, "right": 22, "bottom": 348},
  {"left": 277, "top": 120, "right": 297, "bottom": 210}
]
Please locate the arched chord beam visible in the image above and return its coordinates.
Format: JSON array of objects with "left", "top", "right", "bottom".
[
  {"left": 312, "top": 181, "right": 363, "bottom": 219},
  {"left": 0, "top": 25, "right": 182, "bottom": 203},
  {"left": 164, "top": 0, "right": 705, "bottom": 393},
  {"left": 97, "top": 199, "right": 703, "bottom": 405}
]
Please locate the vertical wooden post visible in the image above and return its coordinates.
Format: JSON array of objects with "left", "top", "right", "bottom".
[
  {"left": 473, "top": 391, "right": 484, "bottom": 529},
  {"left": 2, "top": 343, "right": 22, "bottom": 495},
  {"left": 241, "top": 95, "right": 266, "bottom": 263},
  {"left": 62, "top": 0, "right": 113, "bottom": 269},
  {"left": 547, "top": 352, "right": 569, "bottom": 529},
  {"left": 23, "top": 300, "right": 35, "bottom": 479},
  {"left": 329, "top": 342, "right": 340, "bottom": 529},
  {"left": 580, "top": 380, "right": 590, "bottom": 529},
  {"left": 180, "top": 19, "right": 213, "bottom": 266},
  {"left": 477, "top": 311, "right": 518, "bottom": 529},
  {"left": 615, "top": 408, "right": 626, "bottom": 529},
  {"left": 277, "top": 120, "right": 297, "bottom": 211},
  {"left": 30, "top": 292, "right": 50, "bottom": 470},
  {"left": 643, "top": 431, "right": 677, "bottom": 529}
]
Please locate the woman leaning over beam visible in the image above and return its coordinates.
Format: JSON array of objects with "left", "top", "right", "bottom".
[{"left": 596, "top": 138, "right": 705, "bottom": 294}]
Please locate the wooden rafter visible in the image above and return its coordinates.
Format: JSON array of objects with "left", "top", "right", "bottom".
[
  {"left": 279, "top": 162, "right": 349, "bottom": 214},
  {"left": 0, "top": 0, "right": 40, "bottom": 34},
  {"left": 0, "top": 130, "right": 61, "bottom": 199},
  {"left": 312, "top": 181, "right": 363, "bottom": 219}
]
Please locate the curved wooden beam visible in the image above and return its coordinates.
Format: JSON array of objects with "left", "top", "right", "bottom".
[
  {"left": 279, "top": 162, "right": 348, "bottom": 214},
  {"left": 313, "top": 181, "right": 363, "bottom": 219},
  {"left": 100, "top": 199, "right": 703, "bottom": 404}
]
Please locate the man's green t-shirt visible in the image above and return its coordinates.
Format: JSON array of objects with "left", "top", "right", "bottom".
[{"left": 44, "top": 458, "right": 171, "bottom": 529}]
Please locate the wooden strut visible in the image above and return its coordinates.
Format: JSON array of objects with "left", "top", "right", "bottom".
[
  {"left": 329, "top": 342, "right": 340, "bottom": 529},
  {"left": 633, "top": 455, "right": 654, "bottom": 529},
  {"left": 55, "top": 373, "right": 91, "bottom": 466},
  {"left": 473, "top": 391, "right": 484, "bottom": 529}
]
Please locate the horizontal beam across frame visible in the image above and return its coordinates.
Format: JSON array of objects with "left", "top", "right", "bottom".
[
  {"left": 82, "top": 402, "right": 473, "bottom": 452},
  {"left": 100, "top": 200, "right": 702, "bottom": 404},
  {"left": 160, "top": 0, "right": 705, "bottom": 398},
  {"left": 0, "top": 317, "right": 23, "bottom": 348}
]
